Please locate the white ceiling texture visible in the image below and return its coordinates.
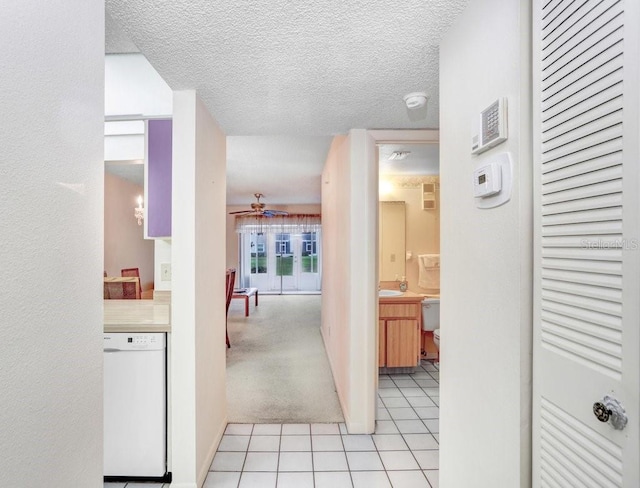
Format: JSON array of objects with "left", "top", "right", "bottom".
[{"left": 105, "top": 0, "right": 467, "bottom": 205}]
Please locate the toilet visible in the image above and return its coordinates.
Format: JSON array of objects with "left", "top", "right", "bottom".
[{"left": 422, "top": 297, "right": 440, "bottom": 361}]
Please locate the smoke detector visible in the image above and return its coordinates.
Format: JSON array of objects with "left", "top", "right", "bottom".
[{"left": 403, "top": 92, "right": 428, "bottom": 109}]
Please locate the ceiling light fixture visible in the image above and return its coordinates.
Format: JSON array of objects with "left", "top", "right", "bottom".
[
  {"left": 134, "top": 195, "right": 145, "bottom": 226},
  {"left": 388, "top": 151, "right": 411, "bottom": 161},
  {"left": 403, "top": 92, "right": 428, "bottom": 109}
]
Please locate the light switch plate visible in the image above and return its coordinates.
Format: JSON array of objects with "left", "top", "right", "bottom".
[{"left": 161, "top": 263, "right": 171, "bottom": 281}]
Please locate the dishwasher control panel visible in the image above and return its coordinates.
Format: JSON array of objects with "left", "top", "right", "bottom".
[{"left": 104, "top": 333, "right": 166, "bottom": 351}]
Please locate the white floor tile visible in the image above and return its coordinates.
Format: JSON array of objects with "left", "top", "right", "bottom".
[
  {"left": 393, "top": 378, "right": 419, "bottom": 388},
  {"left": 372, "top": 434, "right": 409, "bottom": 451},
  {"left": 312, "top": 434, "right": 344, "bottom": 451},
  {"left": 377, "top": 398, "right": 385, "bottom": 407},
  {"left": 225, "top": 423, "right": 254, "bottom": 435},
  {"left": 379, "top": 450, "right": 420, "bottom": 470},
  {"left": 345, "top": 451, "right": 384, "bottom": 471},
  {"left": 351, "top": 471, "right": 392, "bottom": 488},
  {"left": 387, "top": 470, "right": 431, "bottom": 488},
  {"left": 423, "top": 388, "right": 440, "bottom": 397},
  {"left": 432, "top": 398, "right": 440, "bottom": 407},
  {"left": 339, "top": 423, "right": 349, "bottom": 434},
  {"left": 311, "top": 423, "right": 341, "bottom": 435},
  {"left": 282, "top": 423, "right": 310, "bottom": 435},
  {"left": 314, "top": 471, "right": 354, "bottom": 488},
  {"left": 103, "top": 484, "right": 126, "bottom": 488},
  {"left": 423, "top": 419, "right": 439, "bottom": 433},
  {"left": 433, "top": 434, "right": 439, "bottom": 443},
  {"left": 277, "top": 471, "right": 314, "bottom": 488},
  {"left": 238, "top": 471, "right": 277, "bottom": 488},
  {"left": 376, "top": 408, "right": 392, "bottom": 420},
  {"left": 400, "top": 388, "right": 427, "bottom": 397},
  {"left": 248, "top": 435, "right": 280, "bottom": 452},
  {"left": 429, "top": 371, "right": 440, "bottom": 380},
  {"left": 278, "top": 451, "right": 313, "bottom": 472},
  {"left": 378, "top": 388, "right": 403, "bottom": 398},
  {"left": 203, "top": 471, "right": 242, "bottom": 488},
  {"left": 378, "top": 379, "right": 396, "bottom": 388},
  {"left": 424, "top": 469, "right": 439, "bottom": 487},
  {"left": 388, "top": 407, "right": 419, "bottom": 420},
  {"left": 402, "top": 434, "right": 439, "bottom": 451},
  {"left": 415, "top": 379, "right": 439, "bottom": 388},
  {"left": 252, "top": 424, "right": 282, "bottom": 436},
  {"left": 381, "top": 397, "right": 411, "bottom": 408},
  {"left": 374, "top": 420, "right": 399, "bottom": 434},
  {"left": 342, "top": 434, "right": 376, "bottom": 451},
  {"left": 395, "top": 420, "right": 429, "bottom": 434},
  {"left": 243, "top": 452, "right": 279, "bottom": 472},
  {"left": 414, "top": 407, "right": 439, "bottom": 419},
  {"left": 313, "top": 451, "right": 349, "bottom": 471},
  {"left": 407, "top": 396, "right": 436, "bottom": 408},
  {"left": 219, "top": 435, "right": 250, "bottom": 451},
  {"left": 423, "top": 363, "right": 439, "bottom": 372},
  {"left": 280, "top": 435, "right": 311, "bottom": 452},
  {"left": 124, "top": 484, "right": 164, "bottom": 488},
  {"left": 410, "top": 372, "right": 432, "bottom": 380},
  {"left": 413, "top": 450, "right": 439, "bottom": 470},
  {"left": 210, "top": 451, "right": 247, "bottom": 471}
]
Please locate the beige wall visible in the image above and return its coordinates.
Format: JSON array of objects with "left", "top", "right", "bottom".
[
  {"left": 225, "top": 203, "right": 321, "bottom": 273},
  {"left": 104, "top": 171, "right": 155, "bottom": 291},
  {"left": 171, "top": 90, "right": 227, "bottom": 487},
  {"left": 0, "top": 1, "right": 104, "bottom": 484},
  {"left": 322, "top": 130, "right": 378, "bottom": 434},
  {"left": 380, "top": 181, "right": 440, "bottom": 293},
  {"left": 321, "top": 135, "right": 352, "bottom": 425},
  {"left": 439, "top": 0, "right": 532, "bottom": 486}
]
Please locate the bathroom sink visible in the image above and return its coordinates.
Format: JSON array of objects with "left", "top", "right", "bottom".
[{"left": 379, "top": 289, "right": 404, "bottom": 297}]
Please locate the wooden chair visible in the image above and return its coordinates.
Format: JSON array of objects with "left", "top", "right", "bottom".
[
  {"left": 225, "top": 268, "right": 236, "bottom": 348},
  {"left": 121, "top": 268, "right": 141, "bottom": 299}
]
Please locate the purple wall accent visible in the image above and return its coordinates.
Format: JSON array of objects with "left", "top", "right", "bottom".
[{"left": 147, "top": 119, "right": 172, "bottom": 237}]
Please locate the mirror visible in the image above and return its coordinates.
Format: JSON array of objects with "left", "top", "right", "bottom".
[{"left": 379, "top": 201, "right": 406, "bottom": 280}]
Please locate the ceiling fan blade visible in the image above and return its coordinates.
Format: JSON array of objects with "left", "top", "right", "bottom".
[
  {"left": 263, "top": 209, "right": 289, "bottom": 217},
  {"left": 228, "top": 210, "right": 254, "bottom": 215}
]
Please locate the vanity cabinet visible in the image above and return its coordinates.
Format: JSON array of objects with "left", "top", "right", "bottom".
[{"left": 378, "top": 295, "right": 422, "bottom": 368}]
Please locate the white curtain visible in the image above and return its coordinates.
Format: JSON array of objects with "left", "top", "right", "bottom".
[{"left": 234, "top": 213, "right": 321, "bottom": 234}]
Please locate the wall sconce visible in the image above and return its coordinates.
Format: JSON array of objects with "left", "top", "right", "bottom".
[{"left": 134, "top": 195, "right": 145, "bottom": 226}]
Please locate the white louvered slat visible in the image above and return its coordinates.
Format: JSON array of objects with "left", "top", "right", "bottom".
[
  {"left": 542, "top": 192, "right": 621, "bottom": 215},
  {"left": 541, "top": 151, "right": 621, "bottom": 184},
  {"left": 541, "top": 256, "right": 622, "bottom": 275},
  {"left": 541, "top": 267, "right": 622, "bottom": 289},
  {"left": 543, "top": 0, "right": 591, "bottom": 47},
  {"left": 542, "top": 178, "right": 622, "bottom": 205},
  {"left": 541, "top": 138, "right": 622, "bottom": 174},
  {"left": 542, "top": 163, "right": 622, "bottom": 193},
  {"left": 541, "top": 399, "right": 623, "bottom": 484},
  {"left": 543, "top": 0, "right": 623, "bottom": 69},
  {"left": 543, "top": 94, "right": 623, "bottom": 141}
]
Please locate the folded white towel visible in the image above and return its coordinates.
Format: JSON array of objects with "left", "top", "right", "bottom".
[{"left": 418, "top": 254, "right": 440, "bottom": 289}]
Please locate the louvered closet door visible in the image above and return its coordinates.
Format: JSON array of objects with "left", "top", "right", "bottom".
[{"left": 533, "top": 0, "right": 639, "bottom": 486}]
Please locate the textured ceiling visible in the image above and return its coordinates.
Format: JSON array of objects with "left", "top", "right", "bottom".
[{"left": 105, "top": 0, "right": 467, "bottom": 203}]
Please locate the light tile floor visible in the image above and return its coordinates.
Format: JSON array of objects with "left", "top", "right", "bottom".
[{"left": 105, "top": 360, "right": 439, "bottom": 488}]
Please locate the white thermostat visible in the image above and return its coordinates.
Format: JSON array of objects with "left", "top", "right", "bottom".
[
  {"left": 471, "top": 98, "right": 508, "bottom": 155},
  {"left": 473, "top": 152, "right": 513, "bottom": 209},
  {"left": 473, "top": 163, "right": 502, "bottom": 198}
]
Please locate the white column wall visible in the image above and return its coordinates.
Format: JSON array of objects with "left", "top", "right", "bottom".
[
  {"left": 171, "top": 90, "right": 227, "bottom": 488},
  {"left": 0, "top": 1, "right": 104, "bottom": 486},
  {"left": 439, "top": 0, "right": 532, "bottom": 486}
]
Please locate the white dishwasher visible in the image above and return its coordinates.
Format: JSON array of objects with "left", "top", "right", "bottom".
[{"left": 104, "top": 332, "right": 167, "bottom": 480}]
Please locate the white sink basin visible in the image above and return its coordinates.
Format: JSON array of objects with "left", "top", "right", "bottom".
[{"left": 379, "top": 289, "right": 404, "bottom": 297}]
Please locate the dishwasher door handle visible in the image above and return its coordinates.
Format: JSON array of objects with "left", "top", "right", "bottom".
[{"left": 104, "top": 348, "right": 122, "bottom": 353}]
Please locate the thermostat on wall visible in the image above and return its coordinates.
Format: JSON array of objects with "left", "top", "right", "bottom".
[
  {"left": 473, "top": 152, "right": 513, "bottom": 209},
  {"left": 471, "top": 98, "right": 508, "bottom": 155}
]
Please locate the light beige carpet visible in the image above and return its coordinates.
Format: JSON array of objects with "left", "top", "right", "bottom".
[{"left": 225, "top": 294, "right": 344, "bottom": 423}]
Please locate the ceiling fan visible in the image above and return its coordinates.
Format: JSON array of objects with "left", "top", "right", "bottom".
[{"left": 229, "top": 193, "right": 289, "bottom": 217}]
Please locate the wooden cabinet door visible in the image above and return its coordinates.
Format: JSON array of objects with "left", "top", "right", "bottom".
[
  {"left": 378, "top": 320, "right": 386, "bottom": 367},
  {"left": 386, "top": 319, "right": 419, "bottom": 367}
]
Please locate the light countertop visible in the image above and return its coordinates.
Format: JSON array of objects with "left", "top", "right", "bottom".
[{"left": 104, "top": 299, "right": 171, "bottom": 333}]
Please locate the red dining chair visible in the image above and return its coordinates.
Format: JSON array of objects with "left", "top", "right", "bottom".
[
  {"left": 225, "top": 268, "right": 236, "bottom": 348},
  {"left": 121, "top": 268, "right": 141, "bottom": 299}
]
